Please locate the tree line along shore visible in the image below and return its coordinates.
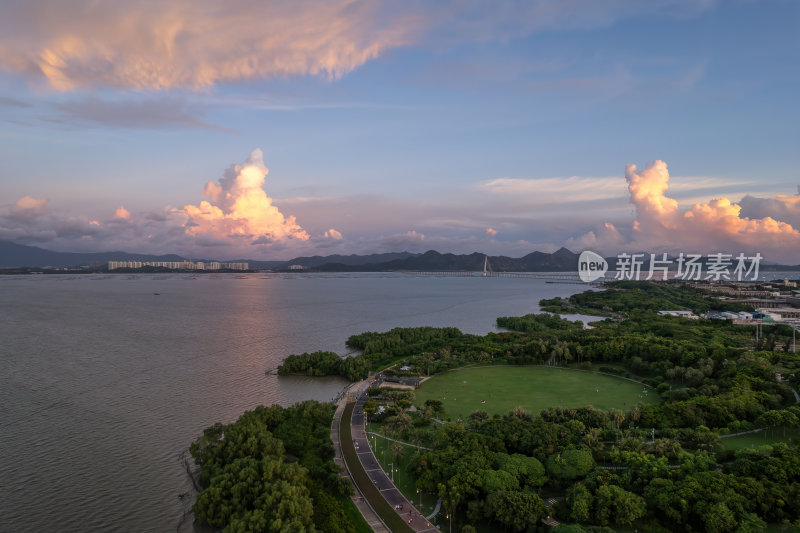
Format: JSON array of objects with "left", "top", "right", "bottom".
[{"left": 190, "top": 281, "right": 800, "bottom": 532}]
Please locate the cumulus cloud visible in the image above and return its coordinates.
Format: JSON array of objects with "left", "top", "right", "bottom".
[
  {"left": 144, "top": 208, "right": 171, "bottom": 222},
  {"left": 571, "top": 160, "right": 800, "bottom": 263},
  {"left": 183, "top": 148, "right": 310, "bottom": 246},
  {"left": 2, "top": 195, "right": 189, "bottom": 255},
  {"left": 626, "top": 161, "right": 679, "bottom": 225},
  {"left": 485, "top": 228, "right": 498, "bottom": 237},
  {"left": 565, "top": 222, "right": 626, "bottom": 252},
  {"left": 1, "top": 196, "right": 101, "bottom": 244},
  {"left": 323, "top": 228, "right": 343, "bottom": 240},
  {"left": 114, "top": 206, "right": 131, "bottom": 220},
  {"left": 10, "top": 195, "right": 48, "bottom": 222},
  {"left": 0, "top": 152, "right": 315, "bottom": 258},
  {"left": 739, "top": 188, "right": 800, "bottom": 229}
]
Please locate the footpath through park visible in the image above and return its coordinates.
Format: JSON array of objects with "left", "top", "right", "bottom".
[{"left": 331, "top": 379, "right": 439, "bottom": 533}]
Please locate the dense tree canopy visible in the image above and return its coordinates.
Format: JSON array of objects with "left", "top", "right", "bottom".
[
  {"left": 267, "top": 282, "right": 800, "bottom": 531},
  {"left": 350, "top": 283, "right": 800, "bottom": 531},
  {"left": 190, "top": 401, "right": 362, "bottom": 533}
]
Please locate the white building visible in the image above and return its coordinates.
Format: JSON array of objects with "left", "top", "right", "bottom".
[
  {"left": 657, "top": 310, "right": 698, "bottom": 319},
  {"left": 108, "top": 260, "right": 248, "bottom": 271},
  {"left": 765, "top": 308, "right": 800, "bottom": 320}
]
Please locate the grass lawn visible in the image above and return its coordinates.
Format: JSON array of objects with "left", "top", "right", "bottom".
[
  {"left": 341, "top": 498, "right": 374, "bottom": 533},
  {"left": 414, "top": 365, "right": 658, "bottom": 420},
  {"left": 721, "top": 427, "right": 800, "bottom": 450}
]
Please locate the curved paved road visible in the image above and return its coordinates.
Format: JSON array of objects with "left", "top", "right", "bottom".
[
  {"left": 351, "top": 394, "right": 440, "bottom": 532},
  {"left": 331, "top": 387, "right": 390, "bottom": 533}
]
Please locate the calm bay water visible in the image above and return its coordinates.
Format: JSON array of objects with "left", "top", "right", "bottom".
[{"left": 0, "top": 273, "right": 591, "bottom": 532}]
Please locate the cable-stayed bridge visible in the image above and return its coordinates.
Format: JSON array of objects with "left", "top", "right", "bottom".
[
  {"left": 399, "top": 270, "right": 586, "bottom": 281},
  {"left": 397, "top": 256, "right": 603, "bottom": 284}
]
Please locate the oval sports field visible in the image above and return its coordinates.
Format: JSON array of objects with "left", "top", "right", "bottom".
[{"left": 414, "top": 365, "right": 658, "bottom": 419}]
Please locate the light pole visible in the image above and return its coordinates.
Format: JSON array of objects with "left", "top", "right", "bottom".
[
  {"left": 388, "top": 462, "right": 394, "bottom": 482},
  {"left": 416, "top": 488, "right": 422, "bottom": 510}
]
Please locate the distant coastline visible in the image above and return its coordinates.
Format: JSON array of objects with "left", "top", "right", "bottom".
[{"left": 3, "top": 240, "right": 800, "bottom": 273}]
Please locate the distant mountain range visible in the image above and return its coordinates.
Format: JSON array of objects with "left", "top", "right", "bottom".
[
  {"left": 0, "top": 240, "right": 581, "bottom": 271},
  {"left": 269, "top": 249, "right": 800, "bottom": 273},
  {"left": 1, "top": 240, "right": 798, "bottom": 272},
  {"left": 0, "top": 240, "right": 187, "bottom": 268},
  {"left": 248, "top": 251, "right": 418, "bottom": 270},
  {"left": 0, "top": 240, "right": 422, "bottom": 270},
  {"left": 309, "top": 248, "right": 582, "bottom": 272}
]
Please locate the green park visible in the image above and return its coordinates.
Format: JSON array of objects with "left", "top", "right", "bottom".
[
  {"left": 192, "top": 281, "right": 800, "bottom": 533},
  {"left": 414, "top": 365, "right": 659, "bottom": 420}
]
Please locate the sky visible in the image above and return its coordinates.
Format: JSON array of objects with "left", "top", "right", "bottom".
[{"left": 1, "top": 0, "right": 799, "bottom": 262}]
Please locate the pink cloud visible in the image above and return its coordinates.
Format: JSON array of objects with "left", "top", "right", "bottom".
[
  {"left": 0, "top": 1, "right": 718, "bottom": 93},
  {"left": 571, "top": 160, "right": 800, "bottom": 262},
  {"left": 485, "top": 227, "right": 498, "bottom": 237},
  {"left": 0, "top": 1, "right": 421, "bottom": 91},
  {"left": 323, "top": 228, "right": 343, "bottom": 240},
  {"left": 625, "top": 160, "right": 680, "bottom": 231},
  {"left": 183, "top": 149, "right": 309, "bottom": 245},
  {"left": 565, "top": 222, "right": 626, "bottom": 252},
  {"left": 738, "top": 188, "right": 800, "bottom": 228},
  {"left": 114, "top": 206, "right": 131, "bottom": 220},
  {"left": 10, "top": 195, "right": 48, "bottom": 222}
]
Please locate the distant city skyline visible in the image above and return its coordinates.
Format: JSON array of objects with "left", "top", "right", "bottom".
[
  {"left": 1, "top": 1, "right": 799, "bottom": 262},
  {"left": 107, "top": 260, "right": 248, "bottom": 271}
]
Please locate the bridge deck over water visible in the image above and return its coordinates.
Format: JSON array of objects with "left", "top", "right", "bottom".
[{"left": 399, "top": 270, "right": 603, "bottom": 284}]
